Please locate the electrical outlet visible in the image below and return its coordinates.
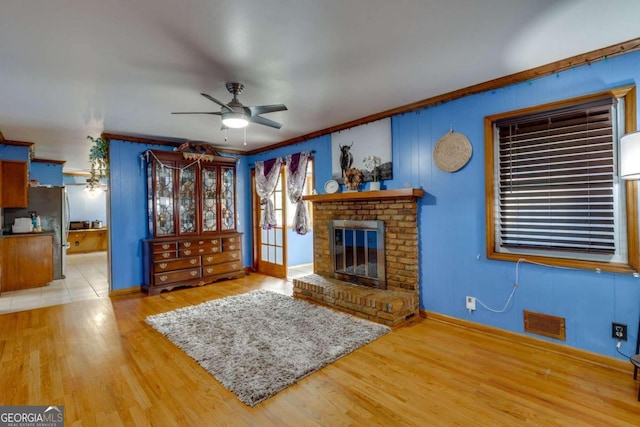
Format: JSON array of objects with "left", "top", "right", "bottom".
[
  {"left": 466, "top": 296, "right": 476, "bottom": 311},
  {"left": 612, "top": 322, "right": 627, "bottom": 341}
]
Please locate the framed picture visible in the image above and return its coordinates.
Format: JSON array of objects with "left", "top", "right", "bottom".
[{"left": 330, "top": 117, "right": 392, "bottom": 183}]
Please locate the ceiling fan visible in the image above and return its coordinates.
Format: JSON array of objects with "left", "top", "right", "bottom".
[{"left": 172, "top": 82, "right": 287, "bottom": 129}]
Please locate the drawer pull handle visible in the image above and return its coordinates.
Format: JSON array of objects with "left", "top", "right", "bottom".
[
  {"left": 198, "top": 248, "right": 204, "bottom": 253},
  {"left": 184, "top": 242, "right": 191, "bottom": 247},
  {"left": 159, "top": 275, "right": 168, "bottom": 282},
  {"left": 211, "top": 240, "right": 218, "bottom": 244},
  {"left": 190, "top": 259, "right": 197, "bottom": 265},
  {"left": 159, "top": 263, "right": 167, "bottom": 269},
  {"left": 190, "top": 271, "right": 198, "bottom": 277},
  {"left": 231, "top": 253, "right": 238, "bottom": 259},
  {"left": 206, "top": 257, "right": 213, "bottom": 262},
  {"left": 228, "top": 245, "right": 236, "bottom": 250},
  {"left": 231, "top": 264, "right": 238, "bottom": 269},
  {"left": 162, "top": 244, "right": 170, "bottom": 250},
  {"left": 198, "top": 241, "right": 204, "bottom": 245},
  {"left": 207, "top": 268, "right": 213, "bottom": 273},
  {"left": 162, "top": 252, "right": 170, "bottom": 259},
  {"left": 228, "top": 237, "right": 236, "bottom": 242},
  {"left": 184, "top": 250, "right": 191, "bottom": 255},
  {"left": 212, "top": 248, "right": 219, "bottom": 253}
]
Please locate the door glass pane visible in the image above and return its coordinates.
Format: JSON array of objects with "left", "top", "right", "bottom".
[
  {"left": 221, "top": 167, "right": 235, "bottom": 230},
  {"left": 276, "top": 247, "right": 283, "bottom": 264},
  {"left": 202, "top": 166, "right": 218, "bottom": 232},
  {"left": 261, "top": 245, "right": 268, "bottom": 261},
  {"left": 178, "top": 165, "right": 196, "bottom": 234},
  {"left": 155, "top": 162, "right": 174, "bottom": 236}
]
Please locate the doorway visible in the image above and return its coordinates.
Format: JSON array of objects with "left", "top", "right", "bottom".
[{"left": 252, "top": 159, "right": 314, "bottom": 279}]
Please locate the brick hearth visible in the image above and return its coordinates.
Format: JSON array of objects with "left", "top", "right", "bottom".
[{"left": 296, "top": 189, "right": 423, "bottom": 327}]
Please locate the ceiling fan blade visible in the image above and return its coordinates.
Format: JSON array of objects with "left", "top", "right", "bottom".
[
  {"left": 248, "top": 115, "right": 283, "bottom": 129},
  {"left": 201, "top": 93, "right": 234, "bottom": 113},
  {"left": 171, "top": 112, "right": 222, "bottom": 115},
  {"left": 249, "top": 104, "right": 288, "bottom": 116}
]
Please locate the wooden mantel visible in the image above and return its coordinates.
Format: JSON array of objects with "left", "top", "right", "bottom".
[{"left": 303, "top": 188, "right": 424, "bottom": 203}]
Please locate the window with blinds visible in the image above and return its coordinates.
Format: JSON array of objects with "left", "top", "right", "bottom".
[
  {"left": 496, "top": 97, "right": 617, "bottom": 255},
  {"left": 485, "top": 86, "right": 639, "bottom": 273}
]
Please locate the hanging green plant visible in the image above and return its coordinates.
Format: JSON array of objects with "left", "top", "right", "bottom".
[{"left": 87, "top": 135, "right": 109, "bottom": 181}]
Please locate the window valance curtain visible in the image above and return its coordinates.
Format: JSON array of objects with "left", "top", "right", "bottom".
[
  {"left": 254, "top": 157, "right": 283, "bottom": 229},
  {"left": 286, "top": 151, "right": 311, "bottom": 235}
]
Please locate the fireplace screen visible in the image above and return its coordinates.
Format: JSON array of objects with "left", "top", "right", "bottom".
[{"left": 329, "top": 220, "right": 386, "bottom": 289}]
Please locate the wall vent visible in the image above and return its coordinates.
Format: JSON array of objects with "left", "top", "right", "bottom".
[{"left": 523, "top": 310, "right": 566, "bottom": 341}]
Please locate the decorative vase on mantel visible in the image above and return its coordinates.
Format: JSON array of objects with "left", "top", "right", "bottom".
[{"left": 369, "top": 181, "right": 381, "bottom": 191}]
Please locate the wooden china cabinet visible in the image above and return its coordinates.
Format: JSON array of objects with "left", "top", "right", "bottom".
[{"left": 141, "top": 143, "right": 244, "bottom": 295}]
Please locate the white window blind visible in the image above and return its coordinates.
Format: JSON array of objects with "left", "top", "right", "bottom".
[{"left": 495, "top": 96, "right": 618, "bottom": 255}]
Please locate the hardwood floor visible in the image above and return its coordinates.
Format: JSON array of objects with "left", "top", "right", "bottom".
[{"left": 1, "top": 272, "right": 639, "bottom": 426}]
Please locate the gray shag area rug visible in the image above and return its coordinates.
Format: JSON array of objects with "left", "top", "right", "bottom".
[{"left": 145, "top": 289, "right": 390, "bottom": 406}]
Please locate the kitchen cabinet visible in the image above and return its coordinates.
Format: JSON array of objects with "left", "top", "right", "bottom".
[
  {"left": 1, "top": 234, "right": 53, "bottom": 291},
  {"left": 142, "top": 143, "right": 243, "bottom": 295},
  {"left": 67, "top": 228, "right": 108, "bottom": 254},
  {"left": 0, "top": 160, "right": 28, "bottom": 208}
]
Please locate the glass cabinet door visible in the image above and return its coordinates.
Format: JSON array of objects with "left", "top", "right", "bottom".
[
  {"left": 201, "top": 165, "right": 218, "bottom": 232},
  {"left": 154, "top": 161, "right": 175, "bottom": 236},
  {"left": 178, "top": 163, "right": 197, "bottom": 234},
  {"left": 221, "top": 167, "right": 236, "bottom": 230}
]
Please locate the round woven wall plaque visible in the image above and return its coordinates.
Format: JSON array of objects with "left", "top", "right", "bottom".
[{"left": 433, "top": 131, "right": 472, "bottom": 172}]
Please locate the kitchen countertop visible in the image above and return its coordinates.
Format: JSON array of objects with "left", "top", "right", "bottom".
[
  {"left": 0, "top": 230, "right": 55, "bottom": 238},
  {"left": 69, "top": 228, "right": 107, "bottom": 232}
]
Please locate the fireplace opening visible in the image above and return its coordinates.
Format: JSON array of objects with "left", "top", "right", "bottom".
[{"left": 329, "top": 220, "right": 386, "bottom": 289}]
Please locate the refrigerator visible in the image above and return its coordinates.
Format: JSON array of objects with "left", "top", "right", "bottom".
[{"left": 3, "top": 186, "right": 70, "bottom": 280}]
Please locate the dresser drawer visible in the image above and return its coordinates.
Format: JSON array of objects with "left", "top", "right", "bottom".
[
  {"left": 179, "top": 248, "right": 199, "bottom": 257},
  {"left": 199, "top": 238, "right": 222, "bottom": 252},
  {"left": 223, "top": 240, "right": 241, "bottom": 251},
  {"left": 202, "top": 250, "right": 241, "bottom": 265},
  {"left": 152, "top": 242, "right": 177, "bottom": 253},
  {"left": 179, "top": 240, "right": 200, "bottom": 250},
  {"left": 154, "top": 256, "right": 200, "bottom": 272},
  {"left": 154, "top": 268, "right": 201, "bottom": 284},
  {"left": 152, "top": 250, "right": 177, "bottom": 261},
  {"left": 202, "top": 261, "right": 242, "bottom": 277}
]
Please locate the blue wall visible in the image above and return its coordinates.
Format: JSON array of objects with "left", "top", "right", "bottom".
[
  {"left": 287, "top": 228, "right": 313, "bottom": 266},
  {"left": 106, "top": 51, "right": 640, "bottom": 359},
  {"left": 0, "top": 144, "right": 30, "bottom": 161},
  {"left": 390, "top": 53, "right": 640, "bottom": 359},
  {"left": 30, "top": 162, "right": 63, "bottom": 186}
]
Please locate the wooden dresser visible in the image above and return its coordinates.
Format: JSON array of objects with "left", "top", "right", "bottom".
[{"left": 142, "top": 233, "right": 243, "bottom": 295}]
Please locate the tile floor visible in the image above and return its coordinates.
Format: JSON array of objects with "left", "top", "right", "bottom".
[
  {"left": 0, "top": 256, "right": 311, "bottom": 314},
  {"left": 287, "top": 263, "right": 313, "bottom": 279},
  {"left": 0, "top": 251, "right": 109, "bottom": 314}
]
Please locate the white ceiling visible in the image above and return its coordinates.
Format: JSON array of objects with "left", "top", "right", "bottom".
[{"left": 1, "top": 0, "right": 639, "bottom": 172}]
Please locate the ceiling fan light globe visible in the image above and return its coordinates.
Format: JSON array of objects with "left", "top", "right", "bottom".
[{"left": 222, "top": 112, "right": 249, "bottom": 128}]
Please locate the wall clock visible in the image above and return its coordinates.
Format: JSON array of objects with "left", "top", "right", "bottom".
[{"left": 324, "top": 179, "right": 339, "bottom": 194}]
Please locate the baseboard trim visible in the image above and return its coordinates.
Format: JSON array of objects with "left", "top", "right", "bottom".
[
  {"left": 420, "top": 310, "right": 632, "bottom": 374},
  {"left": 109, "top": 286, "right": 142, "bottom": 297}
]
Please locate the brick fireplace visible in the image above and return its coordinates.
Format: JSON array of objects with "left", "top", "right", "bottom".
[{"left": 293, "top": 188, "right": 423, "bottom": 327}]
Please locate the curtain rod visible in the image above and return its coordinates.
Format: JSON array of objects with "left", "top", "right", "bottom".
[{"left": 248, "top": 150, "right": 315, "bottom": 168}]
